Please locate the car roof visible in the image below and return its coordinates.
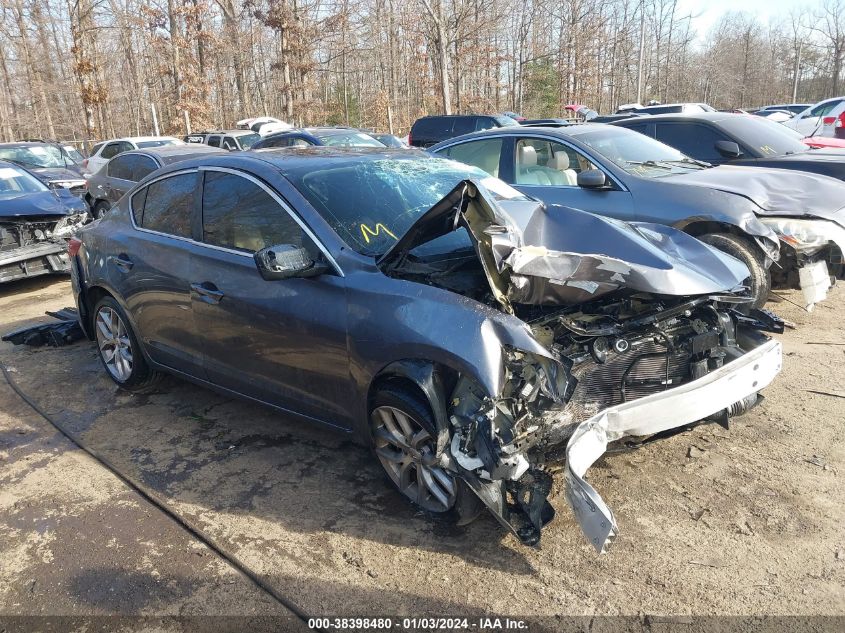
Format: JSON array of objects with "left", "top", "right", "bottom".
[
  {"left": 610, "top": 112, "right": 744, "bottom": 124},
  {"left": 194, "top": 129, "right": 255, "bottom": 136},
  {"left": 153, "top": 147, "right": 428, "bottom": 177},
  {"left": 0, "top": 141, "right": 62, "bottom": 149},
  {"left": 124, "top": 145, "right": 227, "bottom": 163},
  {"left": 428, "top": 124, "right": 614, "bottom": 147},
  {"left": 101, "top": 136, "right": 180, "bottom": 143}
]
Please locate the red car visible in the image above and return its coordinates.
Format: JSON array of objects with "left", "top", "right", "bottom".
[{"left": 803, "top": 135, "right": 845, "bottom": 149}]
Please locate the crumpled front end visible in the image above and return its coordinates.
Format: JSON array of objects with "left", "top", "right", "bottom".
[
  {"left": 444, "top": 295, "right": 783, "bottom": 550},
  {"left": 758, "top": 215, "right": 845, "bottom": 309},
  {"left": 0, "top": 215, "right": 85, "bottom": 283},
  {"left": 381, "top": 178, "right": 784, "bottom": 551}
]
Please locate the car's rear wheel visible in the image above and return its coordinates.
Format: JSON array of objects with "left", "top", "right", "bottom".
[
  {"left": 93, "top": 296, "right": 162, "bottom": 392},
  {"left": 93, "top": 200, "right": 110, "bottom": 219},
  {"left": 700, "top": 232, "right": 771, "bottom": 310},
  {"left": 369, "top": 385, "right": 482, "bottom": 524}
]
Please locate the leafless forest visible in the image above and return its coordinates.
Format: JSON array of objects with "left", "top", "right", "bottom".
[{"left": 2, "top": 0, "right": 845, "bottom": 143}]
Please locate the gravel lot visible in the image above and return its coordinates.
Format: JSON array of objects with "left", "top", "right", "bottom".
[{"left": 0, "top": 276, "right": 843, "bottom": 626}]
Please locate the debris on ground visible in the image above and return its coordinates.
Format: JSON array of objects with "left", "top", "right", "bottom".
[{"left": 2, "top": 308, "right": 83, "bottom": 347}]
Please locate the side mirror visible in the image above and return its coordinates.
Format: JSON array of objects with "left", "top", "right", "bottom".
[
  {"left": 577, "top": 169, "right": 608, "bottom": 189},
  {"left": 254, "top": 244, "right": 329, "bottom": 281},
  {"left": 715, "top": 140, "right": 743, "bottom": 159}
]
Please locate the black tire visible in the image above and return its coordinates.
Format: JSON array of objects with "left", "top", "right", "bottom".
[
  {"left": 92, "top": 296, "right": 163, "bottom": 393},
  {"left": 700, "top": 232, "right": 771, "bottom": 310},
  {"left": 369, "top": 384, "right": 483, "bottom": 526},
  {"left": 92, "top": 200, "right": 110, "bottom": 220}
]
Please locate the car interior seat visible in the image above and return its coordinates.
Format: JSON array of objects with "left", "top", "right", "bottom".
[
  {"left": 517, "top": 145, "right": 568, "bottom": 185},
  {"left": 547, "top": 151, "right": 579, "bottom": 185}
]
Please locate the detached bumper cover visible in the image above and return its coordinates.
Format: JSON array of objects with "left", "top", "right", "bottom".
[{"left": 564, "top": 339, "right": 782, "bottom": 553}]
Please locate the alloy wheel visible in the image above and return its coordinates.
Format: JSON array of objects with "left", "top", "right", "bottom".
[
  {"left": 370, "top": 405, "right": 457, "bottom": 513},
  {"left": 95, "top": 306, "right": 134, "bottom": 382}
]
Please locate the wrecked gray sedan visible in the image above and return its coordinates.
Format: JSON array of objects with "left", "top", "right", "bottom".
[{"left": 69, "top": 149, "right": 782, "bottom": 551}]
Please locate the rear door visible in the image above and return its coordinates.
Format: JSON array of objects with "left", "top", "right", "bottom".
[
  {"left": 115, "top": 170, "right": 205, "bottom": 377},
  {"left": 102, "top": 155, "right": 136, "bottom": 204},
  {"left": 189, "top": 167, "right": 352, "bottom": 426}
]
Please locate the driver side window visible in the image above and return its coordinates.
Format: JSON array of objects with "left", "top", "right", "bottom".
[
  {"left": 514, "top": 138, "right": 595, "bottom": 187},
  {"left": 201, "top": 171, "right": 306, "bottom": 253}
]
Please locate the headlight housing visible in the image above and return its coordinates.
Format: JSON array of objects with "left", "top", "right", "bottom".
[
  {"left": 759, "top": 217, "right": 844, "bottom": 253},
  {"left": 53, "top": 212, "right": 88, "bottom": 237}
]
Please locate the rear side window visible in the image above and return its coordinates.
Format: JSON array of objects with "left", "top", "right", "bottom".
[
  {"left": 654, "top": 123, "right": 732, "bottom": 162},
  {"left": 100, "top": 143, "right": 121, "bottom": 159},
  {"left": 410, "top": 117, "right": 452, "bottom": 143},
  {"left": 107, "top": 155, "right": 133, "bottom": 180},
  {"left": 440, "top": 138, "right": 503, "bottom": 177},
  {"left": 452, "top": 117, "right": 478, "bottom": 136},
  {"left": 207, "top": 136, "right": 222, "bottom": 147},
  {"left": 201, "top": 171, "right": 303, "bottom": 252},
  {"left": 90, "top": 142, "right": 104, "bottom": 156},
  {"left": 136, "top": 172, "right": 196, "bottom": 238}
]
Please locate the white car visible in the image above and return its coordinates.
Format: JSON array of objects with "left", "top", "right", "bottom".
[
  {"left": 235, "top": 116, "right": 293, "bottom": 136},
  {"left": 783, "top": 97, "right": 845, "bottom": 137},
  {"left": 83, "top": 136, "right": 184, "bottom": 176}
]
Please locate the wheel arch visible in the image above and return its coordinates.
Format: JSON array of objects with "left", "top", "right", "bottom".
[{"left": 367, "top": 359, "right": 460, "bottom": 456}]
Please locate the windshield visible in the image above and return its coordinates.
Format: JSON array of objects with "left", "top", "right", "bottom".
[
  {"left": 495, "top": 116, "right": 521, "bottom": 127},
  {"left": 136, "top": 139, "right": 181, "bottom": 149},
  {"left": 62, "top": 146, "right": 85, "bottom": 162},
  {"left": 0, "top": 145, "right": 65, "bottom": 169},
  {"left": 315, "top": 132, "right": 386, "bottom": 148},
  {"left": 284, "top": 156, "right": 529, "bottom": 256},
  {"left": 237, "top": 133, "right": 261, "bottom": 149},
  {"left": 574, "top": 127, "right": 703, "bottom": 177},
  {"left": 718, "top": 116, "right": 809, "bottom": 156},
  {"left": 0, "top": 165, "right": 49, "bottom": 199}
]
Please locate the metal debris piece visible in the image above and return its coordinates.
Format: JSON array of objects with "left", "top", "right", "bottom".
[{"left": 1, "top": 307, "right": 83, "bottom": 347}]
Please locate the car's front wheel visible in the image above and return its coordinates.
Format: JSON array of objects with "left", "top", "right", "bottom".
[
  {"left": 700, "top": 232, "right": 771, "bottom": 310},
  {"left": 369, "top": 385, "right": 482, "bottom": 524},
  {"left": 93, "top": 296, "right": 162, "bottom": 392}
]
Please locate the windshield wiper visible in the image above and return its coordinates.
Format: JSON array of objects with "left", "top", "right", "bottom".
[
  {"left": 624, "top": 160, "right": 674, "bottom": 169},
  {"left": 663, "top": 158, "right": 711, "bottom": 168}
]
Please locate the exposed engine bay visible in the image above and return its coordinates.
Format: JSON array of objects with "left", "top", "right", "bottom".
[
  {"left": 0, "top": 214, "right": 84, "bottom": 283},
  {"left": 378, "top": 179, "right": 784, "bottom": 551}
]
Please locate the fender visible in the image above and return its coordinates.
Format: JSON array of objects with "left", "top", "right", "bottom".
[{"left": 370, "top": 359, "right": 452, "bottom": 456}]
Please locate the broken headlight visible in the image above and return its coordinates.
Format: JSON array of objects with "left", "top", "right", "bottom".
[
  {"left": 760, "top": 217, "right": 845, "bottom": 253},
  {"left": 52, "top": 212, "right": 88, "bottom": 237}
]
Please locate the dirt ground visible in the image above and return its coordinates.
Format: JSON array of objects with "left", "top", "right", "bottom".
[{"left": 0, "top": 275, "right": 843, "bottom": 626}]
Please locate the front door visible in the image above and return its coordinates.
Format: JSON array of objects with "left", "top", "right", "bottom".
[
  {"left": 189, "top": 168, "right": 353, "bottom": 428},
  {"left": 506, "top": 136, "right": 636, "bottom": 222}
]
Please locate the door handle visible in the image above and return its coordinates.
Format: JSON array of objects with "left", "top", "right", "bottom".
[
  {"left": 190, "top": 282, "right": 224, "bottom": 304},
  {"left": 109, "top": 254, "right": 134, "bottom": 272}
]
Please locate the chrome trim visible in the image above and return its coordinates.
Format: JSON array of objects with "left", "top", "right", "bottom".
[{"left": 126, "top": 166, "right": 344, "bottom": 276}]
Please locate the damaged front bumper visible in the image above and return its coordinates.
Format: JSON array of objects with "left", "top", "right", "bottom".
[
  {"left": 564, "top": 338, "right": 781, "bottom": 552},
  {"left": 0, "top": 241, "right": 70, "bottom": 283},
  {"left": 760, "top": 216, "right": 845, "bottom": 308}
]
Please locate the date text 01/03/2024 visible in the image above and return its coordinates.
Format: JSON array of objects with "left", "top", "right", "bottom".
[{"left": 307, "top": 617, "right": 529, "bottom": 630}]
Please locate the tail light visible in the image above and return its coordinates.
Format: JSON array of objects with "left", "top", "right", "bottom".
[
  {"left": 67, "top": 237, "right": 82, "bottom": 258},
  {"left": 82, "top": 158, "right": 88, "bottom": 169},
  {"left": 407, "top": 130, "right": 413, "bottom": 146},
  {"left": 837, "top": 112, "right": 845, "bottom": 128}
]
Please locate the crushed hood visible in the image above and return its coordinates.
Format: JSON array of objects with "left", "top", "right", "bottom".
[
  {"left": 378, "top": 180, "right": 749, "bottom": 313},
  {"left": 667, "top": 165, "right": 845, "bottom": 224},
  {"left": 30, "top": 166, "right": 84, "bottom": 180},
  {"left": 0, "top": 190, "right": 82, "bottom": 219}
]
